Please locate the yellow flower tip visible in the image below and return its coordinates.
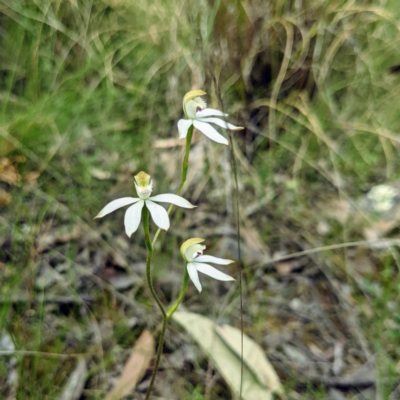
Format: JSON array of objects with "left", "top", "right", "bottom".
[
  {"left": 183, "top": 90, "right": 207, "bottom": 104},
  {"left": 180, "top": 237, "right": 205, "bottom": 259},
  {"left": 134, "top": 171, "right": 153, "bottom": 199},
  {"left": 134, "top": 171, "right": 151, "bottom": 187},
  {"left": 183, "top": 90, "right": 207, "bottom": 118}
]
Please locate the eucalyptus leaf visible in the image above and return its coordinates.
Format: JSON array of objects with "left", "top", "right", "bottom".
[
  {"left": 215, "top": 324, "right": 283, "bottom": 394},
  {"left": 173, "top": 311, "right": 283, "bottom": 400}
]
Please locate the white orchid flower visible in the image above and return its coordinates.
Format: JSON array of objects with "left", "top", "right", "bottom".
[
  {"left": 95, "top": 171, "right": 195, "bottom": 237},
  {"left": 180, "top": 238, "right": 235, "bottom": 293},
  {"left": 177, "top": 90, "right": 243, "bottom": 145}
]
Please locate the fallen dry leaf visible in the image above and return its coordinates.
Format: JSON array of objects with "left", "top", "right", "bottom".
[
  {"left": 24, "top": 171, "right": 41, "bottom": 184},
  {"left": 89, "top": 168, "right": 111, "bottom": 180},
  {"left": 0, "top": 157, "right": 20, "bottom": 185},
  {"left": 0, "top": 189, "right": 11, "bottom": 205},
  {"left": 104, "top": 329, "right": 154, "bottom": 400},
  {"left": 363, "top": 220, "right": 397, "bottom": 241},
  {"left": 275, "top": 257, "right": 307, "bottom": 275},
  {"left": 216, "top": 324, "right": 283, "bottom": 395},
  {"left": 173, "top": 311, "right": 283, "bottom": 400},
  {"left": 275, "top": 262, "right": 292, "bottom": 276}
]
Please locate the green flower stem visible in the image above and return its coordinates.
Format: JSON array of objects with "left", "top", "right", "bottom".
[
  {"left": 176, "top": 124, "right": 194, "bottom": 195},
  {"left": 142, "top": 206, "right": 166, "bottom": 400},
  {"left": 142, "top": 206, "right": 166, "bottom": 319},
  {"left": 151, "top": 125, "right": 194, "bottom": 247},
  {"left": 145, "top": 267, "right": 189, "bottom": 399},
  {"left": 166, "top": 267, "right": 189, "bottom": 318},
  {"left": 145, "top": 316, "right": 167, "bottom": 400}
]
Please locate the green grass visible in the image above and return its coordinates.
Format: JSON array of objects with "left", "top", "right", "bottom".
[{"left": 1, "top": 0, "right": 400, "bottom": 398}]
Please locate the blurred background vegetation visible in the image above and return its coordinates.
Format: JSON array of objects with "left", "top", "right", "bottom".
[{"left": 1, "top": 0, "right": 400, "bottom": 398}]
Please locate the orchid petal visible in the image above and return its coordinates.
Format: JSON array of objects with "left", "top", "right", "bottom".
[
  {"left": 192, "top": 262, "right": 235, "bottom": 281},
  {"left": 178, "top": 119, "right": 193, "bottom": 139},
  {"left": 193, "top": 120, "right": 228, "bottom": 145},
  {"left": 196, "top": 108, "right": 228, "bottom": 118},
  {"left": 145, "top": 200, "right": 170, "bottom": 230},
  {"left": 187, "top": 262, "right": 202, "bottom": 292},
  {"left": 95, "top": 197, "right": 140, "bottom": 219},
  {"left": 149, "top": 194, "right": 195, "bottom": 208},
  {"left": 197, "top": 117, "right": 243, "bottom": 131},
  {"left": 124, "top": 200, "right": 144, "bottom": 237},
  {"left": 195, "top": 255, "right": 234, "bottom": 265}
]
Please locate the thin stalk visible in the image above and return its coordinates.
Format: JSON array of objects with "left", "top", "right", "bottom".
[
  {"left": 228, "top": 136, "right": 244, "bottom": 399},
  {"left": 212, "top": 79, "right": 244, "bottom": 399},
  {"left": 145, "top": 267, "right": 189, "bottom": 399},
  {"left": 152, "top": 125, "right": 194, "bottom": 246},
  {"left": 142, "top": 206, "right": 166, "bottom": 400},
  {"left": 145, "top": 316, "right": 167, "bottom": 400},
  {"left": 166, "top": 268, "right": 189, "bottom": 318},
  {"left": 142, "top": 206, "right": 166, "bottom": 320}
]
